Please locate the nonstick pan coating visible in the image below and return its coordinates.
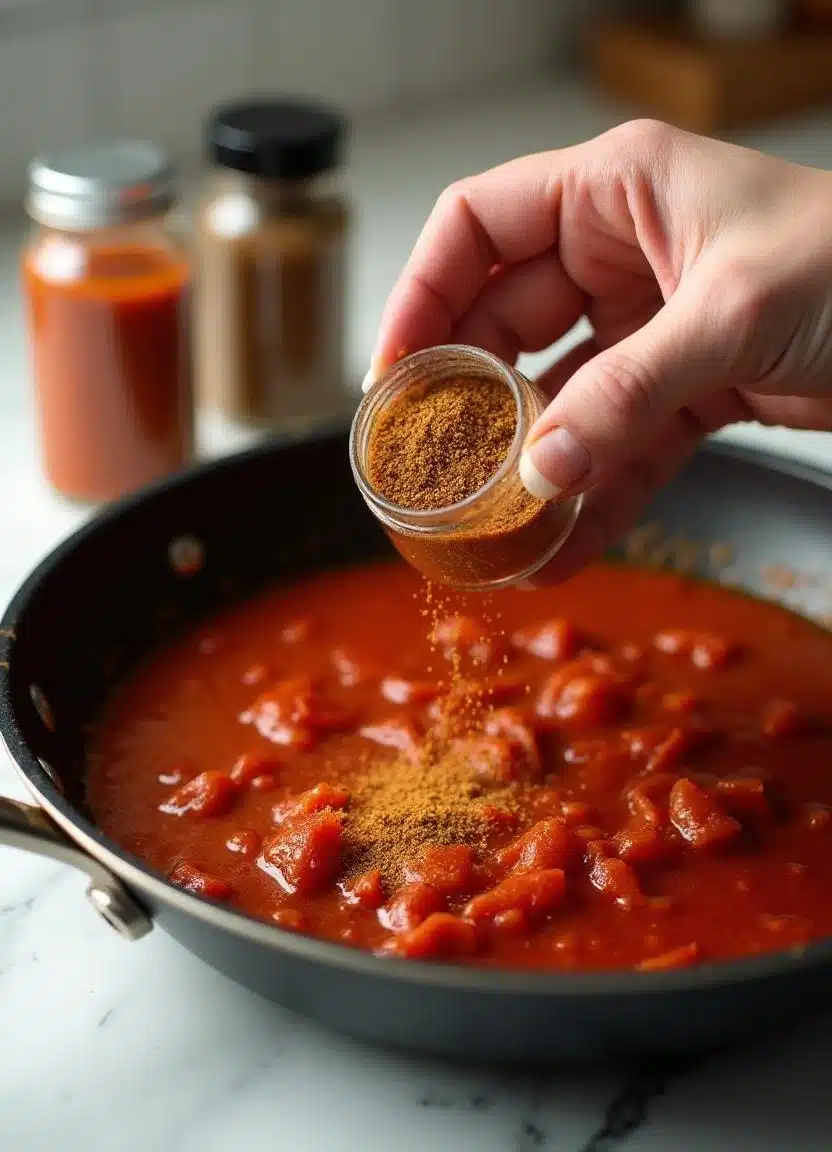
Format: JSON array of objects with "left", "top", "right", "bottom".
[{"left": 3, "top": 429, "right": 832, "bottom": 1063}]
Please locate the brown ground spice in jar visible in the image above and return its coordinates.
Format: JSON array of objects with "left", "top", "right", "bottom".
[
  {"left": 367, "top": 375, "right": 517, "bottom": 509},
  {"left": 363, "top": 368, "right": 575, "bottom": 588}
]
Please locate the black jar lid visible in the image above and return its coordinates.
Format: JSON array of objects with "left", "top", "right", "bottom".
[{"left": 207, "top": 98, "right": 346, "bottom": 180}]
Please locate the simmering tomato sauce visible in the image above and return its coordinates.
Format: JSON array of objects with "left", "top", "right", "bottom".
[{"left": 86, "top": 561, "right": 832, "bottom": 970}]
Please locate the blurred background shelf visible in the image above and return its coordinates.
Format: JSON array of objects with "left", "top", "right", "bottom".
[{"left": 590, "top": 19, "right": 832, "bottom": 133}]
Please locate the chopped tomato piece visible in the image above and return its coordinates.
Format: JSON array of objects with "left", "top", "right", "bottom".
[
  {"left": 272, "top": 782, "right": 350, "bottom": 824},
  {"left": 569, "top": 745, "right": 633, "bottom": 793},
  {"left": 759, "top": 912, "right": 813, "bottom": 937},
  {"left": 654, "top": 629, "right": 735, "bottom": 670},
  {"left": 382, "top": 913, "right": 478, "bottom": 960},
  {"left": 272, "top": 907, "right": 310, "bottom": 932},
  {"left": 230, "top": 752, "right": 281, "bottom": 786},
  {"left": 463, "top": 869, "right": 566, "bottom": 922},
  {"left": 574, "top": 826, "right": 612, "bottom": 845},
  {"left": 157, "top": 766, "right": 186, "bottom": 787},
  {"left": 619, "top": 642, "right": 644, "bottom": 663},
  {"left": 403, "top": 845, "right": 474, "bottom": 894},
  {"left": 645, "top": 728, "right": 689, "bottom": 773},
  {"left": 564, "top": 737, "right": 622, "bottom": 763},
  {"left": 620, "top": 728, "right": 666, "bottom": 758},
  {"left": 587, "top": 850, "right": 645, "bottom": 909},
  {"left": 341, "top": 869, "right": 385, "bottom": 909},
  {"left": 280, "top": 618, "right": 310, "bottom": 644},
  {"left": 259, "top": 810, "right": 343, "bottom": 896},
  {"left": 430, "top": 614, "right": 506, "bottom": 669},
  {"left": 512, "top": 618, "right": 580, "bottom": 661},
  {"left": 492, "top": 908, "right": 528, "bottom": 935},
  {"left": 636, "top": 942, "right": 700, "bottom": 971},
  {"left": 527, "top": 785, "right": 562, "bottom": 816},
  {"left": 626, "top": 774, "right": 678, "bottom": 829},
  {"left": 616, "top": 820, "right": 676, "bottom": 865},
  {"left": 359, "top": 717, "right": 422, "bottom": 760},
  {"left": 241, "top": 662, "right": 268, "bottom": 686},
  {"left": 537, "top": 667, "right": 628, "bottom": 727},
  {"left": 669, "top": 778, "right": 742, "bottom": 849},
  {"left": 481, "top": 804, "right": 519, "bottom": 828},
  {"left": 331, "top": 647, "right": 380, "bottom": 687},
  {"left": 623, "top": 724, "right": 709, "bottom": 768},
  {"left": 456, "top": 734, "right": 530, "bottom": 783},
  {"left": 225, "top": 829, "right": 261, "bottom": 858},
  {"left": 662, "top": 691, "right": 697, "bottom": 714},
  {"left": 560, "top": 800, "right": 595, "bottom": 825},
  {"left": 496, "top": 819, "right": 577, "bottom": 873},
  {"left": 761, "top": 699, "right": 806, "bottom": 740},
  {"left": 159, "top": 770, "right": 237, "bottom": 818},
  {"left": 802, "top": 802, "right": 831, "bottom": 831},
  {"left": 381, "top": 675, "right": 444, "bottom": 705},
  {"left": 380, "top": 883, "right": 445, "bottom": 933},
  {"left": 240, "top": 676, "right": 352, "bottom": 748},
  {"left": 169, "top": 860, "right": 232, "bottom": 900},
  {"left": 483, "top": 707, "right": 541, "bottom": 776},
  {"left": 196, "top": 632, "right": 223, "bottom": 656},
  {"left": 716, "top": 776, "right": 772, "bottom": 823}
]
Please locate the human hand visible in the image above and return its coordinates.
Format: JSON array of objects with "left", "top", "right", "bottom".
[{"left": 363, "top": 120, "right": 832, "bottom": 582}]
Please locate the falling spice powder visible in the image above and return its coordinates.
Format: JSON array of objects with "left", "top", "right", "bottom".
[{"left": 342, "top": 349, "right": 579, "bottom": 876}]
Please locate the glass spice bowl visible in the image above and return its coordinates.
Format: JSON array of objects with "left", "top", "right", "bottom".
[{"left": 349, "top": 345, "right": 582, "bottom": 590}]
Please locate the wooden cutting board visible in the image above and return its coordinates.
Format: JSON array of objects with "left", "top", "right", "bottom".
[{"left": 590, "top": 19, "right": 832, "bottom": 133}]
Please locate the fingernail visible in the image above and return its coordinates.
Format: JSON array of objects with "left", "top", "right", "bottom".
[
  {"left": 361, "top": 355, "right": 384, "bottom": 394},
  {"left": 520, "top": 427, "right": 590, "bottom": 500}
]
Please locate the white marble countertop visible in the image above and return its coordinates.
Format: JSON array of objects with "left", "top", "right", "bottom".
[{"left": 3, "top": 77, "right": 832, "bottom": 1150}]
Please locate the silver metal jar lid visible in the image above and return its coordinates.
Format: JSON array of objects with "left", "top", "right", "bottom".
[{"left": 26, "top": 140, "right": 177, "bottom": 230}]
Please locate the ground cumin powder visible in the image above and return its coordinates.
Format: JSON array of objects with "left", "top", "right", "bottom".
[
  {"left": 367, "top": 375, "right": 518, "bottom": 509},
  {"left": 342, "top": 589, "right": 519, "bottom": 884},
  {"left": 363, "top": 369, "right": 569, "bottom": 588},
  {"left": 344, "top": 354, "right": 576, "bottom": 876},
  {"left": 343, "top": 734, "right": 515, "bottom": 884}
]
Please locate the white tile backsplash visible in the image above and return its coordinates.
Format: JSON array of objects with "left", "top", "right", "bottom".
[
  {"left": 253, "top": 0, "right": 396, "bottom": 114},
  {"left": 98, "top": 1, "right": 252, "bottom": 159},
  {"left": 394, "top": 0, "right": 555, "bottom": 103},
  {"left": 0, "top": 0, "right": 592, "bottom": 204},
  {"left": 0, "top": 23, "right": 92, "bottom": 191}
]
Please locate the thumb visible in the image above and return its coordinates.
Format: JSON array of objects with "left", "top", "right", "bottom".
[{"left": 519, "top": 280, "right": 735, "bottom": 500}]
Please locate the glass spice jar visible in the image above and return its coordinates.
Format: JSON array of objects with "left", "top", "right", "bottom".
[
  {"left": 196, "top": 98, "right": 350, "bottom": 432},
  {"left": 350, "top": 346, "right": 582, "bottom": 590},
  {"left": 22, "top": 140, "right": 193, "bottom": 504}
]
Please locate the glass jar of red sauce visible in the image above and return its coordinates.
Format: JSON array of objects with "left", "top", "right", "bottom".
[{"left": 22, "top": 141, "right": 193, "bottom": 503}]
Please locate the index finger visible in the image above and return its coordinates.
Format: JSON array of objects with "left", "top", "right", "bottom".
[{"left": 370, "top": 149, "right": 575, "bottom": 375}]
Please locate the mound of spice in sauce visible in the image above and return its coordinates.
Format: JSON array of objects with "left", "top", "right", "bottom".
[
  {"left": 354, "top": 348, "right": 579, "bottom": 589},
  {"left": 342, "top": 736, "right": 514, "bottom": 884}
]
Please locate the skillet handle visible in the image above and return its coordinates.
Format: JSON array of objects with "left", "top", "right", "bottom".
[{"left": 0, "top": 795, "right": 153, "bottom": 941}]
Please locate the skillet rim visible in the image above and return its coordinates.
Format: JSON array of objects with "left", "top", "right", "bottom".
[{"left": 3, "top": 435, "right": 832, "bottom": 997}]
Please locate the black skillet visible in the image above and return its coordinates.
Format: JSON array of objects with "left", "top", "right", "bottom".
[{"left": 2, "top": 430, "right": 832, "bottom": 1064}]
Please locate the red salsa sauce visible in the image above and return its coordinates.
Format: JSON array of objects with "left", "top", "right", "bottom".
[{"left": 86, "top": 561, "right": 832, "bottom": 970}]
